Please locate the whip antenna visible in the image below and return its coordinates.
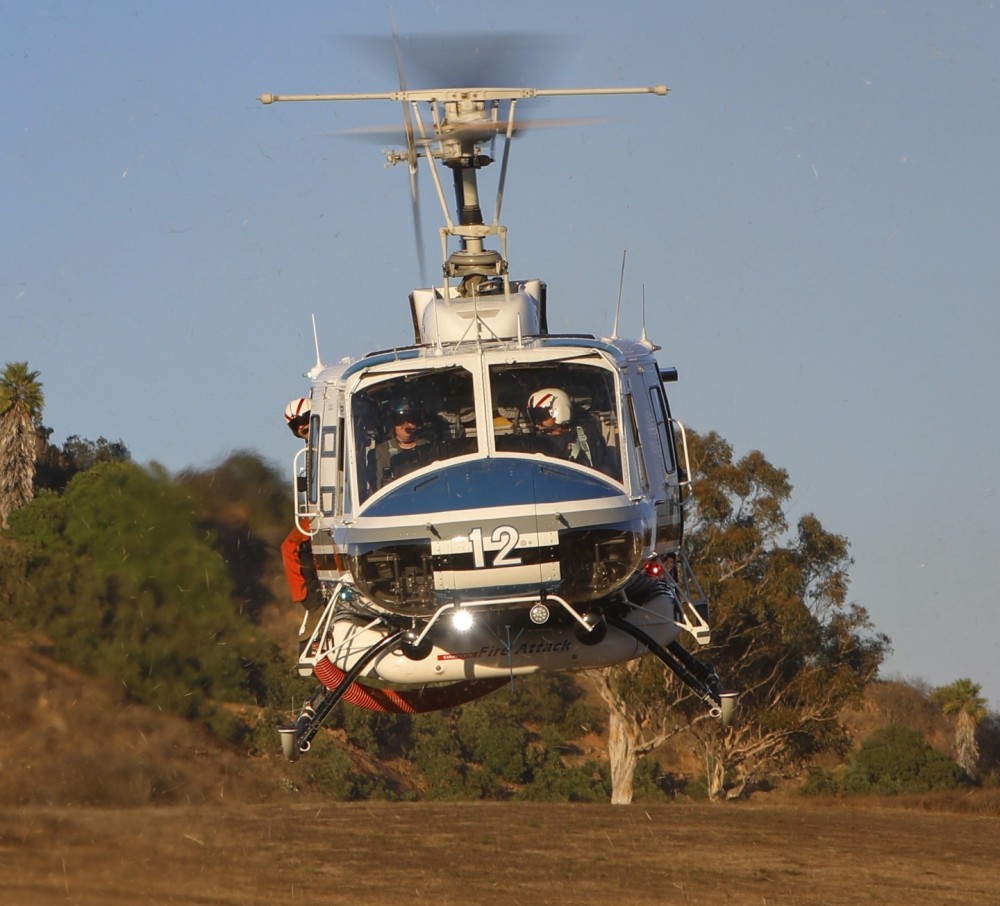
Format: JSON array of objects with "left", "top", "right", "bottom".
[
  {"left": 611, "top": 249, "right": 627, "bottom": 339},
  {"left": 307, "top": 313, "right": 324, "bottom": 377}
]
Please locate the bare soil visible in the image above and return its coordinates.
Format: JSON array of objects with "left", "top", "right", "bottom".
[{"left": 2, "top": 799, "right": 999, "bottom": 905}]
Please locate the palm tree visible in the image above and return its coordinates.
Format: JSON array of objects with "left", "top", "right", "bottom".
[
  {"left": 0, "top": 361, "right": 44, "bottom": 528},
  {"left": 931, "top": 678, "right": 988, "bottom": 778}
]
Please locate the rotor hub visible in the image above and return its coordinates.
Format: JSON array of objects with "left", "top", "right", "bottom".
[{"left": 444, "top": 248, "right": 506, "bottom": 280}]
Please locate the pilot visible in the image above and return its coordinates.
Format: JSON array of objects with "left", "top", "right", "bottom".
[
  {"left": 372, "top": 396, "right": 430, "bottom": 487},
  {"left": 281, "top": 398, "right": 323, "bottom": 612},
  {"left": 284, "top": 397, "right": 311, "bottom": 440},
  {"left": 527, "top": 387, "right": 611, "bottom": 473}
]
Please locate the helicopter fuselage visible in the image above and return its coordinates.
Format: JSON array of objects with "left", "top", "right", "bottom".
[{"left": 292, "top": 280, "right": 702, "bottom": 689}]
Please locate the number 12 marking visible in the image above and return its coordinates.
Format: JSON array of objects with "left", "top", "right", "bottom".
[{"left": 468, "top": 525, "right": 523, "bottom": 568}]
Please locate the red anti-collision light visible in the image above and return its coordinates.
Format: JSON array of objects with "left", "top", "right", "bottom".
[{"left": 643, "top": 558, "right": 665, "bottom": 578}]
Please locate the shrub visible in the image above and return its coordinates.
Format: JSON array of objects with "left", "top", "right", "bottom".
[
  {"left": 456, "top": 697, "right": 532, "bottom": 784},
  {"left": 304, "top": 746, "right": 383, "bottom": 800},
  {"left": 800, "top": 725, "right": 968, "bottom": 797},
  {"left": 522, "top": 748, "right": 609, "bottom": 802},
  {"left": 844, "top": 724, "right": 964, "bottom": 794}
]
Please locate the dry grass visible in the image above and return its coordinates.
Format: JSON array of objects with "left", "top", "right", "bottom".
[{"left": 2, "top": 799, "right": 998, "bottom": 905}]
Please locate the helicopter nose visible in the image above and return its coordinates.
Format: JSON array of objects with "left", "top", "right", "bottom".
[
  {"left": 359, "top": 457, "right": 620, "bottom": 517},
  {"left": 351, "top": 457, "right": 641, "bottom": 612}
]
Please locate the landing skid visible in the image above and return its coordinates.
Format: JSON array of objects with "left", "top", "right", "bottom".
[
  {"left": 280, "top": 629, "right": 404, "bottom": 762},
  {"left": 606, "top": 614, "right": 738, "bottom": 725}
]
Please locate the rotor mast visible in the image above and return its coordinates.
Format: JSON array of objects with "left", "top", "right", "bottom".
[{"left": 259, "top": 84, "right": 668, "bottom": 292}]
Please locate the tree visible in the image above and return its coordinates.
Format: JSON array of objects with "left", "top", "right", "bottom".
[
  {"left": 178, "top": 451, "right": 290, "bottom": 622},
  {"left": 596, "top": 429, "right": 890, "bottom": 802},
  {"left": 932, "top": 678, "right": 988, "bottom": 778},
  {"left": 0, "top": 362, "right": 44, "bottom": 528},
  {"left": 591, "top": 658, "right": 686, "bottom": 804},
  {"left": 3, "top": 460, "right": 291, "bottom": 730},
  {"left": 34, "top": 432, "right": 131, "bottom": 493}
]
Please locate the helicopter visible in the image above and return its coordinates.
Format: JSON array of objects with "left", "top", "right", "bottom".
[{"left": 259, "top": 57, "right": 737, "bottom": 763}]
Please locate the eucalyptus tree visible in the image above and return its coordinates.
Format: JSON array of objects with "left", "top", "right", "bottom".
[{"left": 595, "top": 429, "right": 889, "bottom": 802}]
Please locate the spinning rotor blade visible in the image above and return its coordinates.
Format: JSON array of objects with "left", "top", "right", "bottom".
[
  {"left": 334, "top": 115, "right": 621, "bottom": 145},
  {"left": 391, "top": 15, "right": 418, "bottom": 173},
  {"left": 407, "top": 148, "right": 427, "bottom": 285},
  {"left": 347, "top": 31, "right": 571, "bottom": 90},
  {"left": 391, "top": 14, "right": 428, "bottom": 284}
]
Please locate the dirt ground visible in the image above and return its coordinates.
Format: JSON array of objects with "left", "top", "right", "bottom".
[{"left": 2, "top": 800, "right": 998, "bottom": 905}]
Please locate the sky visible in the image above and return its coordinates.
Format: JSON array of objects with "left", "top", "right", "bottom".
[{"left": 5, "top": 2, "right": 999, "bottom": 708}]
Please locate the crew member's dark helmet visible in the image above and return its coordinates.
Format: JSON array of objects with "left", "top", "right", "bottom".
[{"left": 388, "top": 395, "right": 422, "bottom": 425}]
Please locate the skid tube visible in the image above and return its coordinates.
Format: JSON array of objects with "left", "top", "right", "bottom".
[
  {"left": 606, "top": 614, "right": 738, "bottom": 725},
  {"left": 280, "top": 628, "right": 405, "bottom": 761}
]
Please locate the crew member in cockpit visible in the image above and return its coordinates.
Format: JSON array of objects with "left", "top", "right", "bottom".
[
  {"left": 372, "top": 396, "right": 430, "bottom": 488},
  {"left": 527, "top": 387, "right": 611, "bottom": 474}
]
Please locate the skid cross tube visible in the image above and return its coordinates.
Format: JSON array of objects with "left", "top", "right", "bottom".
[
  {"left": 284, "top": 629, "right": 405, "bottom": 757},
  {"left": 607, "top": 614, "right": 723, "bottom": 707}
]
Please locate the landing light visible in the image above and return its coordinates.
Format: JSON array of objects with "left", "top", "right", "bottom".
[
  {"left": 451, "top": 609, "right": 474, "bottom": 632},
  {"left": 529, "top": 603, "right": 550, "bottom": 625}
]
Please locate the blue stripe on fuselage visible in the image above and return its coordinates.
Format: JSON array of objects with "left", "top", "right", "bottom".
[{"left": 361, "top": 457, "right": 620, "bottom": 517}]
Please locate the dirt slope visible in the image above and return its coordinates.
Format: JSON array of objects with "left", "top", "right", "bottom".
[{"left": 0, "top": 642, "right": 283, "bottom": 807}]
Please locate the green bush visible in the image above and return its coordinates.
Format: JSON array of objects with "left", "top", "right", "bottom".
[
  {"left": 844, "top": 725, "right": 965, "bottom": 794},
  {"left": 521, "top": 744, "right": 609, "bottom": 802},
  {"left": 801, "top": 725, "right": 966, "bottom": 797},
  {"left": 456, "top": 696, "right": 532, "bottom": 784},
  {"left": 408, "top": 713, "right": 471, "bottom": 799},
  {"left": 630, "top": 758, "right": 674, "bottom": 802},
  {"left": 303, "top": 746, "right": 386, "bottom": 800},
  {"left": 799, "top": 765, "right": 842, "bottom": 796}
]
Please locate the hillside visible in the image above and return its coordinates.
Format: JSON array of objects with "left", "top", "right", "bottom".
[
  {"left": 0, "top": 640, "right": 286, "bottom": 808},
  {"left": 2, "top": 628, "right": 989, "bottom": 810}
]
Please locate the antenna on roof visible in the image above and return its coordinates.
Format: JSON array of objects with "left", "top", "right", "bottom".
[
  {"left": 307, "top": 313, "right": 325, "bottom": 378},
  {"left": 611, "top": 249, "right": 627, "bottom": 339}
]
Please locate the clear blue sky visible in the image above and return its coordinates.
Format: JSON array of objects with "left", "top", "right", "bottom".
[{"left": 6, "top": 2, "right": 999, "bottom": 708}]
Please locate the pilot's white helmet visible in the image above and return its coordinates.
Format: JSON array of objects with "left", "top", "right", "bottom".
[
  {"left": 527, "top": 388, "right": 572, "bottom": 426},
  {"left": 284, "top": 397, "right": 311, "bottom": 423},
  {"left": 284, "top": 398, "right": 311, "bottom": 436}
]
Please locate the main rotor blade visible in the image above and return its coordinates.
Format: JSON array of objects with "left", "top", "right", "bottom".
[
  {"left": 333, "top": 115, "right": 621, "bottom": 145},
  {"left": 390, "top": 14, "right": 418, "bottom": 173},
  {"left": 391, "top": 13, "right": 427, "bottom": 284},
  {"left": 409, "top": 167, "right": 428, "bottom": 286},
  {"left": 344, "top": 31, "right": 571, "bottom": 89}
]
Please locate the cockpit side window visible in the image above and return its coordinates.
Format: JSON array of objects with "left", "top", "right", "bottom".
[
  {"left": 488, "top": 361, "right": 623, "bottom": 482},
  {"left": 306, "top": 412, "right": 321, "bottom": 505},
  {"left": 649, "top": 384, "right": 677, "bottom": 474},
  {"left": 352, "top": 368, "right": 478, "bottom": 502}
]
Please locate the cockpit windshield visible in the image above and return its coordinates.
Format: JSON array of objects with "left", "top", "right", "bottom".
[
  {"left": 353, "top": 367, "right": 478, "bottom": 502},
  {"left": 352, "top": 359, "right": 622, "bottom": 503},
  {"left": 489, "top": 360, "right": 622, "bottom": 482}
]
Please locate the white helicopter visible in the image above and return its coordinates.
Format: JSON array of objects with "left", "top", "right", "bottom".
[{"left": 260, "top": 56, "right": 736, "bottom": 762}]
